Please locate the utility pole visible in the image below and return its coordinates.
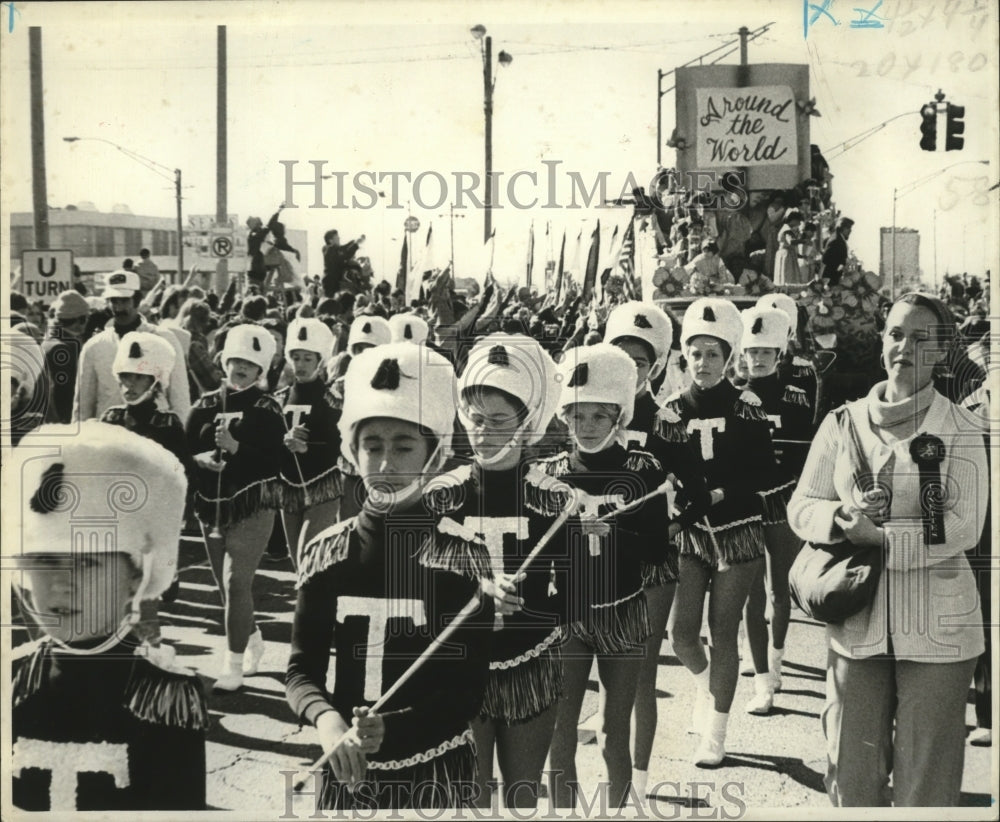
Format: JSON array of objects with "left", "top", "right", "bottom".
[
  {"left": 483, "top": 35, "right": 493, "bottom": 243},
  {"left": 216, "top": 25, "right": 228, "bottom": 292},
  {"left": 891, "top": 188, "right": 897, "bottom": 299},
  {"left": 29, "top": 27, "right": 49, "bottom": 249},
  {"left": 175, "top": 169, "right": 184, "bottom": 279},
  {"left": 656, "top": 69, "right": 665, "bottom": 168}
]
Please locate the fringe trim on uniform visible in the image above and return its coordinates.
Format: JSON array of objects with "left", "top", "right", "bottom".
[
  {"left": 194, "top": 477, "right": 280, "bottom": 528},
  {"left": 482, "top": 640, "right": 563, "bottom": 724},
  {"left": 678, "top": 519, "right": 765, "bottom": 566},
  {"left": 641, "top": 556, "right": 678, "bottom": 588},
  {"left": 524, "top": 458, "right": 575, "bottom": 516},
  {"left": 783, "top": 385, "right": 810, "bottom": 407},
  {"left": 759, "top": 480, "right": 795, "bottom": 526},
  {"left": 657, "top": 418, "right": 689, "bottom": 443},
  {"left": 321, "top": 734, "right": 477, "bottom": 810},
  {"left": 624, "top": 450, "right": 661, "bottom": 472},
  {"left": 279, "top": 466, "right": 343, "bottom": 512},
  {"left": 12, "top": 641, "right": 51, "bottom": 707},
  {"left": 297, "top": 521, "right": 353, "bottom": 588},
  {"left": 415, "top": 524, "right": 492, "bottom": 580},
  {"left": 572, "top": 590, "right": 650, "bottom": 654},
  {"left": 734, "top": 397, "right": 768, "bottom": 422},
  {"left": 124, "top": 663, "right": 209, "bottom": 730}
]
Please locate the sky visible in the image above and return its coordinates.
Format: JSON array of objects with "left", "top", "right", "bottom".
[{"left": 2, "top": 0, "right": 998, "bottom": 289}]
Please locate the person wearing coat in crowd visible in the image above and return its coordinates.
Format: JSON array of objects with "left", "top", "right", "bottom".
[
  {"left": 788, "top": 292, "right": 988, "bottom": 807},
  {"left": 73, "top": 270, "right": 190, "bottom": 423}
]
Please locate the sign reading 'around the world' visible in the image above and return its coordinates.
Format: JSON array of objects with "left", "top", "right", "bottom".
[{"left": 695, "top": 85, "right": 798, "bottom": 168}]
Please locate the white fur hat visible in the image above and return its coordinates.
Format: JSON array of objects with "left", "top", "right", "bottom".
[
  {"left": 12, "top": 422, "right": 187, "bottom": 599},
  {"left": 112, "top": 332, "right": 177, "bottom": 389},
  {"left": 338, "top": 343, "right": 457, "bottom": 464},
  {"left": 285, "top": 317, "right": 336, "bottom": 361},
  {"left": 756, "top": 293, "right": 799, "bottom": 340},
  {"left": 347, "top": 315, "right": 392, "bottom": 353},
  {"left": 681, "top": 297, "right": 743, "bottom": 353},
  {"left": 741, "top": 306, "right": 791, "bottom": 353},
  {"left": 604, "top": 301, "right": 673, "bottom": 371},
  {"left": 458, "top": 333, "right": 560, "bottom": 446},
  {"left": 556, "top": 343, "right": 638, "bottom": 427},
  {"left": 221, "top": 323, "right": 276, "bottom": 374},
  {"left": 389, "top": 313, "right": 430, "bottom": 345}
]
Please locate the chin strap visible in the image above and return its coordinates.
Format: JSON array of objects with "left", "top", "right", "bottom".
[
  {"left": 123, "top": 380, "right": 163, "bottom": 407},
  {"left": 48, "top": 553, "right": 154, "bottom": 657},
  {"left": 575, "top": 410, "right": 627, "bottom": 454},
  {"left": 475, "top": 425, "right": 526, "bottom": 467},
  {"left": 364, "top": 440, "right": 446, "bottom": 513}
]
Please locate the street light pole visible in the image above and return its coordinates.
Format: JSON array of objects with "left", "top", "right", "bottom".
[
  {"left": 891, "top": 187, "right": 897, "bottom": 299},
  {"left": 483, "top": 34, "right": 493, "bottom": 244},
  {"left": 63, "top": 135, "right": 184, "bottom": 278}
]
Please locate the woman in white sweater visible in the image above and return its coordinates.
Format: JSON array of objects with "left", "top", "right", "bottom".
[{"left": 788, "top": 292, "right": 988, "bottom": 807}]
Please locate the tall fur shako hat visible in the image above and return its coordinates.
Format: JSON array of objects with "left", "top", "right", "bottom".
[
  {"left": 681, "top": 297, "right": 743, "bottom": 354},
  {"left": 112, "top": 332, "right": 177, "bottom": 389},
  {"left": 604, "top": 301, "right": 673, "bottom": 373},
  {"left": 347, "top": 314, "right": 392, "bottom": 352},
  {"left": 388, "top": 312, "right": 430, "bottom": 346},
  {"left": 756, "top": 293, "right": 798, "bottom": 341},
  {"left": 221, "top": 323, "right": 276, "bottom": 374},
  {"left": 458, "top": 333, "right": 560, "bottom": 446},
  {"left": 556, "top": 343, "right": 638, "bottom": 427},
  {"left": 338, "top": 342, "right": 457, "bottom": 465},
  {"left": 740, "top": 306, "right": 791, "bottom": 354},
  {"left": 13, "top": 422, "right": 187, "bottom": 599},
  {"left": 285, "top": 317, "right": 336, "bottom": 361}
]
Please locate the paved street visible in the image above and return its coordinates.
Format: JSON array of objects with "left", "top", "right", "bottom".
[{"left": 142, "top": 534, "right": 996, "bottom": 816}]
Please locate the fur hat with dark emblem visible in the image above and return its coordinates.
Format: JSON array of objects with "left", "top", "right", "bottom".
[
  {"left": 338, "top": 342, "right": 457, "bottom": 465},
  {"left": 13, "top": 422, "right": 187, "bottom": 600}
]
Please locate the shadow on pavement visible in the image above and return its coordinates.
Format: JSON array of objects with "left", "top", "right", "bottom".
[{"left": 723, "top": 753, "right": 826, "bottom": 794}]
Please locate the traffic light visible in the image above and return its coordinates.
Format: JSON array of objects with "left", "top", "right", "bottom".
[
  {"left": 945, "top": 103, "right": 965, "bottom": 151},
  {"left": 919, "top": 103, "right": 937, "bottom": 151}
]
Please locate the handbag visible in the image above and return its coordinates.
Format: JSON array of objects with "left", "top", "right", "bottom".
[{"left": 789, "top": 406, "right": 884, "bottom": 624}]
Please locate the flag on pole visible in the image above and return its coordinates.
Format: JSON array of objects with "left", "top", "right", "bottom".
[
  {"left": 395, "top": 233, "right": 408, "bottom": 293},
  {"left": 598, "top": 223, "right": 620, "bottom": 304},
  {"left": 526, "top": 220, "right": 535, "bottom": 288},
  {"left": 554, "top": 229, "right": 566, "bottom": 304},
  {"left": 582, "top": 220, "right": 601, "bottom": 303},
  {"left": 618, "top": 218, "right": 638, "bottom": 300}
]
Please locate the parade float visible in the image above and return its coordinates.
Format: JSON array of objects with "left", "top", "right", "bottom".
[{"left": 648, "top": 59, "right": 887, "bottom": 405}]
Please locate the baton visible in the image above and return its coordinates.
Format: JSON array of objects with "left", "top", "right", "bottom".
[{"left": 293, "top": 492, "right": 579, "bottom": 793}]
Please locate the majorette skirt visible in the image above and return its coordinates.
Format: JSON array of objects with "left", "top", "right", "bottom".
[
  {"left": 278, "top": 464, "right": 343, "bottom": 513},
  {"left": 570, "top": 589, "right": 651, "bottom": 655},
  {"left": 640, "top": 549, "right": 679, "bottom": 588},
  {"left": 319, "top": 729, "right": 478, "bottom": 810},
  {"left": 677, "top": 517, "right": 766, "bottom": 568},
  {"left": 482, "top": 627, "right": 564, "bottom": 725},
  {"left": 759, "top": 479, "right": 796, "bottom": 526},
  {"left": 193, "top": 478, "right": 280, "bottom": 529}
]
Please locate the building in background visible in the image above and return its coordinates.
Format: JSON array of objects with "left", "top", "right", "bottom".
[
  {"left": 880, "top": 227, "right": 921, "bottom": 293},
  {"left": 10, "top": 205, "right": 307, "bottom": 293}
]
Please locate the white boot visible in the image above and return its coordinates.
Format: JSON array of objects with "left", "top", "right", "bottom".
[
  {"left": 745, "top": 673, "right": 775, "bottom": 715},
  {"left": 768, "top": 646, "right": 784, "bottom": 692},
  {"left": 213, "top": 651, "right": 244, "bottom": 692},
  {"left": 694, "top": 710, "right": 728, "bottom": 767},
  {"left": 687, "top": 666, "right": 712, "bottom": 735},
  {"left": 243, "top": 629, "right": 265, "bottom": 676}
]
